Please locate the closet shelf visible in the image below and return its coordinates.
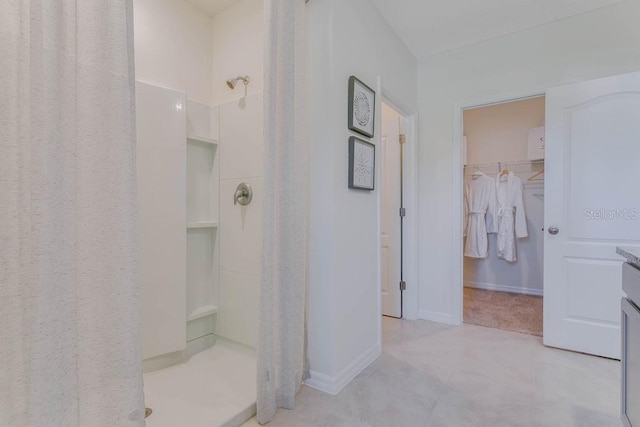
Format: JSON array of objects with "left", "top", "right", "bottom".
[
  {"left": 187, "top": 221, "right": 219, "bottom": 229},
  {"left": 187, "top": 135, "right": 218, "bottom": 146},
  {"left": 187, "top": 305, "right": 218, "bottom": 322}
]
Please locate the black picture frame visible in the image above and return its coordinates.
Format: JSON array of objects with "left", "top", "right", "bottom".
[
  {"left": 348, "top": 136, "right": 375, "bottom": 190},
  {"left": 348, "top": 76, "right": 375, "bottom": 138}
]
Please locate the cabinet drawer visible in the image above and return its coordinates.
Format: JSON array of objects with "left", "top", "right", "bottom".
[{"left": 623, "top": 262, "right": 640, "bottom": 306}]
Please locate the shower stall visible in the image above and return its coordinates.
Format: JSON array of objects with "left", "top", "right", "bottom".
[
  {"left": 3, "top": 0, "right": 303, "bottom": 424},
  {"left": 133, "top": 0, "right": 265, "bottom": 425},
  {"left": 136, "top": 83, "right": 264, "bottom": 427},
  {"left": 136, "top": 86, "right": 263, "bottom": 427}
]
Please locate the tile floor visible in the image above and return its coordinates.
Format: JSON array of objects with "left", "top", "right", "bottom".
[
  {"left": 243, "top": 317, "right": 621, "bottom": 427},
  {"left": 144, "top": 339, "right": 257, "bottom": 427}
]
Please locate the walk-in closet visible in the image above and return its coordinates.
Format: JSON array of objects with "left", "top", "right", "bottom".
[{"left": 462, "top": 97, "right": 545, "bottom": 336}]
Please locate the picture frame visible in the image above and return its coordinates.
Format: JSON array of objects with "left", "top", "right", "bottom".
[
  {"left": 348, "top": 136, "right": 375, "bottom": 190},
  {"left": 348, "top": 76, "right": 375, "bottom": 138}
]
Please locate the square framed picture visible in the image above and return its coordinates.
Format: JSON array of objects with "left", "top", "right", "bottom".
[
  {"left": 348, "top": 76, "right": 375, "bottom": 138},
  {"left": 349, "top": 136, "right": 375, "bottom": 190}
]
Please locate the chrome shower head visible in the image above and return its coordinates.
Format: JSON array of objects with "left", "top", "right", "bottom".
[{"left": 226, "top": 76, "right": 250, "bottom": 90}]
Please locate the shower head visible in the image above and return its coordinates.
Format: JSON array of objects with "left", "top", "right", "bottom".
[{"left": 226, "top": 76, "right": 250, "bottom": 90}]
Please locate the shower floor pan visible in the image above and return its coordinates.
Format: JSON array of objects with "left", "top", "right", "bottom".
[{"left": 143, "top": 339, "right": 256, "bottom": 427}]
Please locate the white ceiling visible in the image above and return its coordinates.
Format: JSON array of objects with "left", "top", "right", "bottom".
[
  {"left": 369, "top": 0, "right": 626, "bottom": 59},
  {"left": 186, "top": 0, "right": 237, "bottom": 16}
]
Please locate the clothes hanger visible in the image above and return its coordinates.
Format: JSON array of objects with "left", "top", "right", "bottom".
[{"left": 497, "top": 166, "right": 511, "bottom": 182}]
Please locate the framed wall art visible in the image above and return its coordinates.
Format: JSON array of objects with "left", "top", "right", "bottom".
[
  {"left": 348, "top": 76, "right": 375, "bottom": 138},
  {"left": 348, "top": 136, "right": 375, "bottom": 190}
]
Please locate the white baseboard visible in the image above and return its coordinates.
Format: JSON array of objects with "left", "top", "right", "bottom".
[
  {"left": 464, "top": 281, "right": 543, "bottom": 297},
  {"left": 305, "top": 343, "right": 381, "bottom": 395},
  {"left": 418, "top": 310, "right": 456, "bottom": 325}
]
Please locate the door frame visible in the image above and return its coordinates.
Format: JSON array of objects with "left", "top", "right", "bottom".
[
  {"left": 377, "top": 85, "right": 419, "bottom": 323},
  {"left": 379, "top": 101, "right": 403, "bottom": 318},
  {"left": 451, "top": 89, "right": 546, "bottom": 325}
]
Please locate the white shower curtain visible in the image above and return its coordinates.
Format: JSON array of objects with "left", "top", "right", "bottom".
[
  {"left": 258, "top": 0, "right": 307, "bottom": 423},
  {"left": 0, "top": 1, "right": 144, "bottom": 426}
]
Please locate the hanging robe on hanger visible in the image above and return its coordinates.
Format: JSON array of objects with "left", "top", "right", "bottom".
[
  {"left": 464, "top": 173, "right": 497, "bottom": 258},
  {"left": 495, "top": 172, "right": 528, "bottom": 262}
]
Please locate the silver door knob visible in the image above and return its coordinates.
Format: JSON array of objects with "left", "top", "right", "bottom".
[
  {"left": 234, "top": 183, "right": 253, "bottom": 206},
  {"left": 548, "top": 226, "right": 559, "bottom": 235}
]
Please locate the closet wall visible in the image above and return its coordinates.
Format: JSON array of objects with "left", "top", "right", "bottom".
[{"left": 463, "top": 97, "right": 545, "bottom": 296}]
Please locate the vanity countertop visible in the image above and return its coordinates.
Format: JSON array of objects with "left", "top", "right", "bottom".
[{"left": 618, "top": 247, "right": 640, "bottom": 268}]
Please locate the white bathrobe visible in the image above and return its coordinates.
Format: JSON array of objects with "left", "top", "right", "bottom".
[
  {"left": 495, "top": 172, "right": 528, "bottom": 262},
  {"left": 464, "top": 173, "right": 496, "bottom": 258}
]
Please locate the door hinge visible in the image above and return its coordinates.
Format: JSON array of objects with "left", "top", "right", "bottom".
[
  {"left": 399, "top": 281, "right": 407, "bottom": 291},
  {"left": 399, "top": 134, "right": 406, "bottom": 144},
  {"left": 399, "top": 207, "right": 406, "bottom": 217}
]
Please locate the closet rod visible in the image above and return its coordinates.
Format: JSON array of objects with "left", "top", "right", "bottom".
[{"left": 465, "top": 159, "right": 544, "bottom": 169}]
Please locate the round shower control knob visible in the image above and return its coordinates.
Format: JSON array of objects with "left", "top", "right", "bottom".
[{"left": 233, "top": 183, "right": 253, "bottom": 206}]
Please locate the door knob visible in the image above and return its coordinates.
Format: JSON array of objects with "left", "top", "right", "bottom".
[
  {"left": 548, "top": 226, "right": 559, "bottom": 235},
  {"left": 234, "top": 183, "right": 253, "bottom": 206}
]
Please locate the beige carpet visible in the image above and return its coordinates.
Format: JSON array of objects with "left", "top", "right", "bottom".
[{"left": 463, "top": 287, "right": 543, "bottom": 336}]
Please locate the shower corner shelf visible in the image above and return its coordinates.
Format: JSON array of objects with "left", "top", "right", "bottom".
[
  {"left": 187, "top": 221, "right": 219, "bottom": 229},
  {"left": 187, "top": 305, "right": 219, "bottom": 322},
  {"left": 187, "top": 135, "right": 218, "bottom": 146}
]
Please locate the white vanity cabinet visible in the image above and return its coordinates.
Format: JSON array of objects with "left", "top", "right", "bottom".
[{"left": 622, "top": 260, "right": 640, "bottom": 427}]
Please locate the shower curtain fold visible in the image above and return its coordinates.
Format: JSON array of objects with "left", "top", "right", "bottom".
[
  {"left": 258, "top": 0, "right": 308, "bottom": 424},
  {"left": 0, "top": 1, "right": 144, "bottom": 425}
]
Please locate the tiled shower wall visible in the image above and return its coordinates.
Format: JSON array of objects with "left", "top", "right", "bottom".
[{"left": 217, "top": 94, "right": 263, "bottom": 348}]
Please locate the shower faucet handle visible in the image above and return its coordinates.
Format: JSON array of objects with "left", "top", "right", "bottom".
[
  {"left": 233, "top": 189, "right": 246, "bottom": 205},
  {"left": 234, "top": 183, "right": 253, "bottom": 206}
]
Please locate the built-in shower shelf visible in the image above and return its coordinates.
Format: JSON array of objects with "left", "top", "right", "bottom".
[
  {"left": 187, "top": 221, "right": 219, "bottom": 229},
  {"left": 187, "top": 135, "right": 218, "bottom": 146},
  {"left": 187, "top": 305, "right": 219, "bottom": 322}
]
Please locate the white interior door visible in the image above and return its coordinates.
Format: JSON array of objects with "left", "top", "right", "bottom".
[
  {"left": 381, "top": 103, "right": 402, "bottom": 317},
  {"left": 136, "top": 81, "right": 187, "bottom": 360},
  {"left": 544, "top": 72, "right": 640, "bottom": 359}
]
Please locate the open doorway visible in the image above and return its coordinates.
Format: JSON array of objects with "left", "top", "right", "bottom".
[
  {"left": 461, "top": 96, "right": 545, "bottom": 336},
  {"left": 380, "top": 102, "right": 404, "bottom": 318}
]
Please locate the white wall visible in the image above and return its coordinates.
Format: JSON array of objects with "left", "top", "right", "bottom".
[
  {"left": 463, "top": 98, "right": 545, "bottom": 296},
  {"left": 137, "top": 82, "right": 187, "bottom": 360},
  {"left": 133, "top": 0, "right": 264, "bottom": 350},
  {"left": 464, "top": 98, "right": 545, "bottom": 165},
  {"left": 211, "top": 0, "right": 264, "bottom": 105},
  {"left": 217, "top": 94, "right": 263, "bottom": 348},
  {"left": 133, "top": 0, "right": 213, "bottom": 105},
  {"left": 418, "top": 0, "right": 640, "bottom": 323},
  {"left": 211, "top": 0, "right": 264, "bottom": 348},
  {"left": 307, "top": 0, "right": 417, "bottom": 392}
]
